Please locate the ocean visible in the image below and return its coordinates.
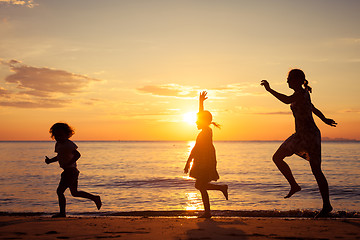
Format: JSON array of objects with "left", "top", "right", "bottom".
[{"left": 0, "top": 141, "right": 359, "bottom": 216}]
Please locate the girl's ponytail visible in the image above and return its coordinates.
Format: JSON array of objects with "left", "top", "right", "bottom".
[{"left": 211, "top": 122, "right": 221, "bottom": 129}]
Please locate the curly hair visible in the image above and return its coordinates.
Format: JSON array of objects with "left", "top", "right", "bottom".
[{"left": 49, "top": 122, "right": 75, "bottom": 139}]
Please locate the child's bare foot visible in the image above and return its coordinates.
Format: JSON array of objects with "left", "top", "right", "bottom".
[
  {"left": 52, "top": 213, "right": 66, "bottom": 218},
  {"left": 221, "top": 185, "right": 228, "bottom": 200},
  {"left": 94, "top": 196, "right": 102, "bottom": 210},
  {"left": 315, "top": 205, "right": 333, "bottom": 218},
  {"left": 284, "top": 185, "right": 301, "bottom": 198},
  {"left": 198, "top": 212, "right": 212, "bottom": 218}
]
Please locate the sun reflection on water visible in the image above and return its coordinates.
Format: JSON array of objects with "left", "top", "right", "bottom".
[{"left": 185, "top": 192, "right": 202, "bottom": 211}]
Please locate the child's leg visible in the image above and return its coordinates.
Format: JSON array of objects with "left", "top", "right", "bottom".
[
  {"left": 69, "top": 170, "right": 102, "bottom": 210},
  {"left": 205, "top": 183, "right": 228, "bottom": 200},
  {"left": 195, "top": 180, "right": 211, "bottom": 217},
  {"left": 56, "top": 183, "right": 67, "bottom": 216}
]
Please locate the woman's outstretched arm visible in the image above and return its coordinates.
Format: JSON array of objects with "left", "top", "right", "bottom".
[
  {"left": 312, "top": 104, "right": 337, "bottom": 127},
  {"left": 260, "top": 80, "right": 297, "bottom": 104},
  {"left": 199, "top": 91, "right": 207, "bottom": 112}
]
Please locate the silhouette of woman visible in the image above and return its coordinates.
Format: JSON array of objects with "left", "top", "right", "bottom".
[
  {"left": 184, "top": 91, "right": 228, "bottom": 218},
  {"left": 261, "top": 69, "right": 337, "bottom": 218}
]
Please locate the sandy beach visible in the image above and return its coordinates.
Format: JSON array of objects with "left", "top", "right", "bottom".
[{"left": 1, "top": 215, "right": 360, "bottom": 240}]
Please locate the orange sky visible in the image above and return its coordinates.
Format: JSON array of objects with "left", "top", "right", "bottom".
[{"left": 0, "top": 0, "right": 359, "bottom": 141}]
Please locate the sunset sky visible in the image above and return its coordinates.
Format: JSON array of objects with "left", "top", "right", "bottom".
[{"left": 0, "top": 0, "right": 359, "bottom": 141}]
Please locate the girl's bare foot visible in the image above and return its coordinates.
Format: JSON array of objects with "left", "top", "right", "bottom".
[
  {"left": 315, "top": 205, "right": 333, "bottom": 218},
  {"left": 284, "top": 185, "right": 301, "bottom": 198},
  {"left": 198, "top": 212, "right": 212, "bottom": 218},
  {"left": 221, "top": 185, "right": 228, "bottom": 200}
]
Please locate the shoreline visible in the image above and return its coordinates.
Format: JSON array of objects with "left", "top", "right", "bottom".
[
  {"left": 1, "top": 210, "right": 359, "bottom": 218},
  {"left": 1, "top": 216, "right": 360, "bottom": 240}
]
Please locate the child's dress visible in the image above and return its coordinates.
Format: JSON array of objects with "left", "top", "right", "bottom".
[{"left": 189, "top": 127, "right": 220, "bottom": 182}]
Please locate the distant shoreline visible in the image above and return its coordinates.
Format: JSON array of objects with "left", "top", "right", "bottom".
[{"left": 0, "top": 139, "right": 359, "bottom": 142}]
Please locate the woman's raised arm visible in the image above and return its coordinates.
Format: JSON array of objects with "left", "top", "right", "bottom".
[{"left": 261, "top": 80, "right": 298, "bottom": 104}]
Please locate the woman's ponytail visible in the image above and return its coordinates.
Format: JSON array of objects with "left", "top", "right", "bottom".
[{"left": 304, "top": 79, "right": 312, "bottom": 93}]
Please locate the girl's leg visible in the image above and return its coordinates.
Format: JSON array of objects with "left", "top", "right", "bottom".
[
  {"left": 205, "top": 183, "right": 228, "bottom": 200},
  {"left": 273, "top": 148, "right": 301, "bottom": 198},
  {"left": 195, "top": 180, "right": 211, "bottom": 217},
  {"left": 309, "top": 159, "right": 332, "bottom": 218}
]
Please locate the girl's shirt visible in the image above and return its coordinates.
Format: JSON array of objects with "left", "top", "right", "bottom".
[
  {"left": 192, "top": 127, "right": 216, "bottom": 163},
  {"left": 55, "top": 139, "right": 78, "bottom": 169}
]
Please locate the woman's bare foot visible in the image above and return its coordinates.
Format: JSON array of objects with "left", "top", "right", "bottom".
[
  {"left": 52, "top": 213, "right": 66, "bottom": 218},
  {"left": 284, "top": 185, "right": 301, "bottom": 198},
  {"left": 94, "top": 196, "right": 102, "bottom": 210},
  {"left": 315, "top": 205, "right": 333, "bottom": 218},
  {"left": 221, "top": 185, "right": 228, "bottom": 200}
]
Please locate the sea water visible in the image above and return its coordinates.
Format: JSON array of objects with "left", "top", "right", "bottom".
[{"left": 0, "top": 141, "right": 359, "bottom": 215}]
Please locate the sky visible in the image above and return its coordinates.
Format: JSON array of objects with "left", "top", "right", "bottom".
[{"left": 0, "top": 0, "right": 359, "bottom": 141}]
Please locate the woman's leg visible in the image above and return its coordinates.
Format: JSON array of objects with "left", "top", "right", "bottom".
[
  {"left": 273, "top": 147, "right": 301, "bottom": 198},
  {"left": 309, "top": 158, "right": 332, "bottom": 217}
]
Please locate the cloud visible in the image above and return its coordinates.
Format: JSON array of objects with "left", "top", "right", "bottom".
[
  {"left": 0, "top": 87, "right": 11, "bottom": 97},
  {"left": 341, "top": 109, "right": 360, "bottom": 114},
  {"left": 137, "top": 84, "right": 198, "bottom": 98},
  {"left": 337, "top": 38, "right": 360, "bottom": 45},
  {"left": 255, "top": 111, "right": 291, "bottom": 115},
  {"left": 0, "top": 59, "right": 101, "bottom": 108},
  {"left": 0, "top": 0, "right": 37, "bottom": 8},
  {"left": 2, "top": 59, "right": 99, "bottom": 97},
  {"left": 0, "top": 99, "right": 71, "bottom": 108},
  {"left": 213, "top": 83, "right": 264, "bottom": 96},
  {"left": 137, "top": 82, "right": 262, "bottom": 99}
]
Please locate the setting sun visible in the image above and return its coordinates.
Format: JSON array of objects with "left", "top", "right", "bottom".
[{"left": 183, "top": 112, "right": 197, "bottom": 125}]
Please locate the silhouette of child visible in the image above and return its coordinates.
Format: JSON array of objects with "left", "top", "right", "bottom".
[
  {"left": 45, "top": 122, "right": 102, "bottom": 218},
  {"left": 184, "top": 91, "right": 228, "bottom": 218},
  {"left": 261, "top": 69, "right": 337, "bottom": 218}
]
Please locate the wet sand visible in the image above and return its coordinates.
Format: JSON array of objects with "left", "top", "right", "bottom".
[{"left": 1, "top": 216, "right": 360, "bottom": 240}]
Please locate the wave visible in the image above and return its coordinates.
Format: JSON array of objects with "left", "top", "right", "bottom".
[
  {"left": 94, "top": 177, "right": 360, "bottom": 199},
  {"left": 1, "top": 210, "right": 359, "bottom": 218}
]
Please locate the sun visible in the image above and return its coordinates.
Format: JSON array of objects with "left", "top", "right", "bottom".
[{"left": 183, "top": 112, "right": 197, "bottom": 125}]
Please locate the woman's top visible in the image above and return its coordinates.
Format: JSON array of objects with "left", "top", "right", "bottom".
[
  {"left": 282, "top": 89, "right": 321, "bottom": 162},
  {"left": 291, "top": 89, "right": 319, "bottom": 135}
]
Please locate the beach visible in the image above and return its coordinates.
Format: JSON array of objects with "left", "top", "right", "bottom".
[
  {"left": 1, "top": 215, "right": 360, "bottom": 240},
  {"left": 1, "top": 141, "right": 359, "bottom": 239}
]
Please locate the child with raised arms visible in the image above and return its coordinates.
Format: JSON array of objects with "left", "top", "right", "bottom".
[{"left": 184, "top": 91, "right": 228, "bottom": 218}]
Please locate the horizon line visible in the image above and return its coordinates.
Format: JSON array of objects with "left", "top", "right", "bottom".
[{"left": 0, "top": 139, "right": 359, "bottom": 142}]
